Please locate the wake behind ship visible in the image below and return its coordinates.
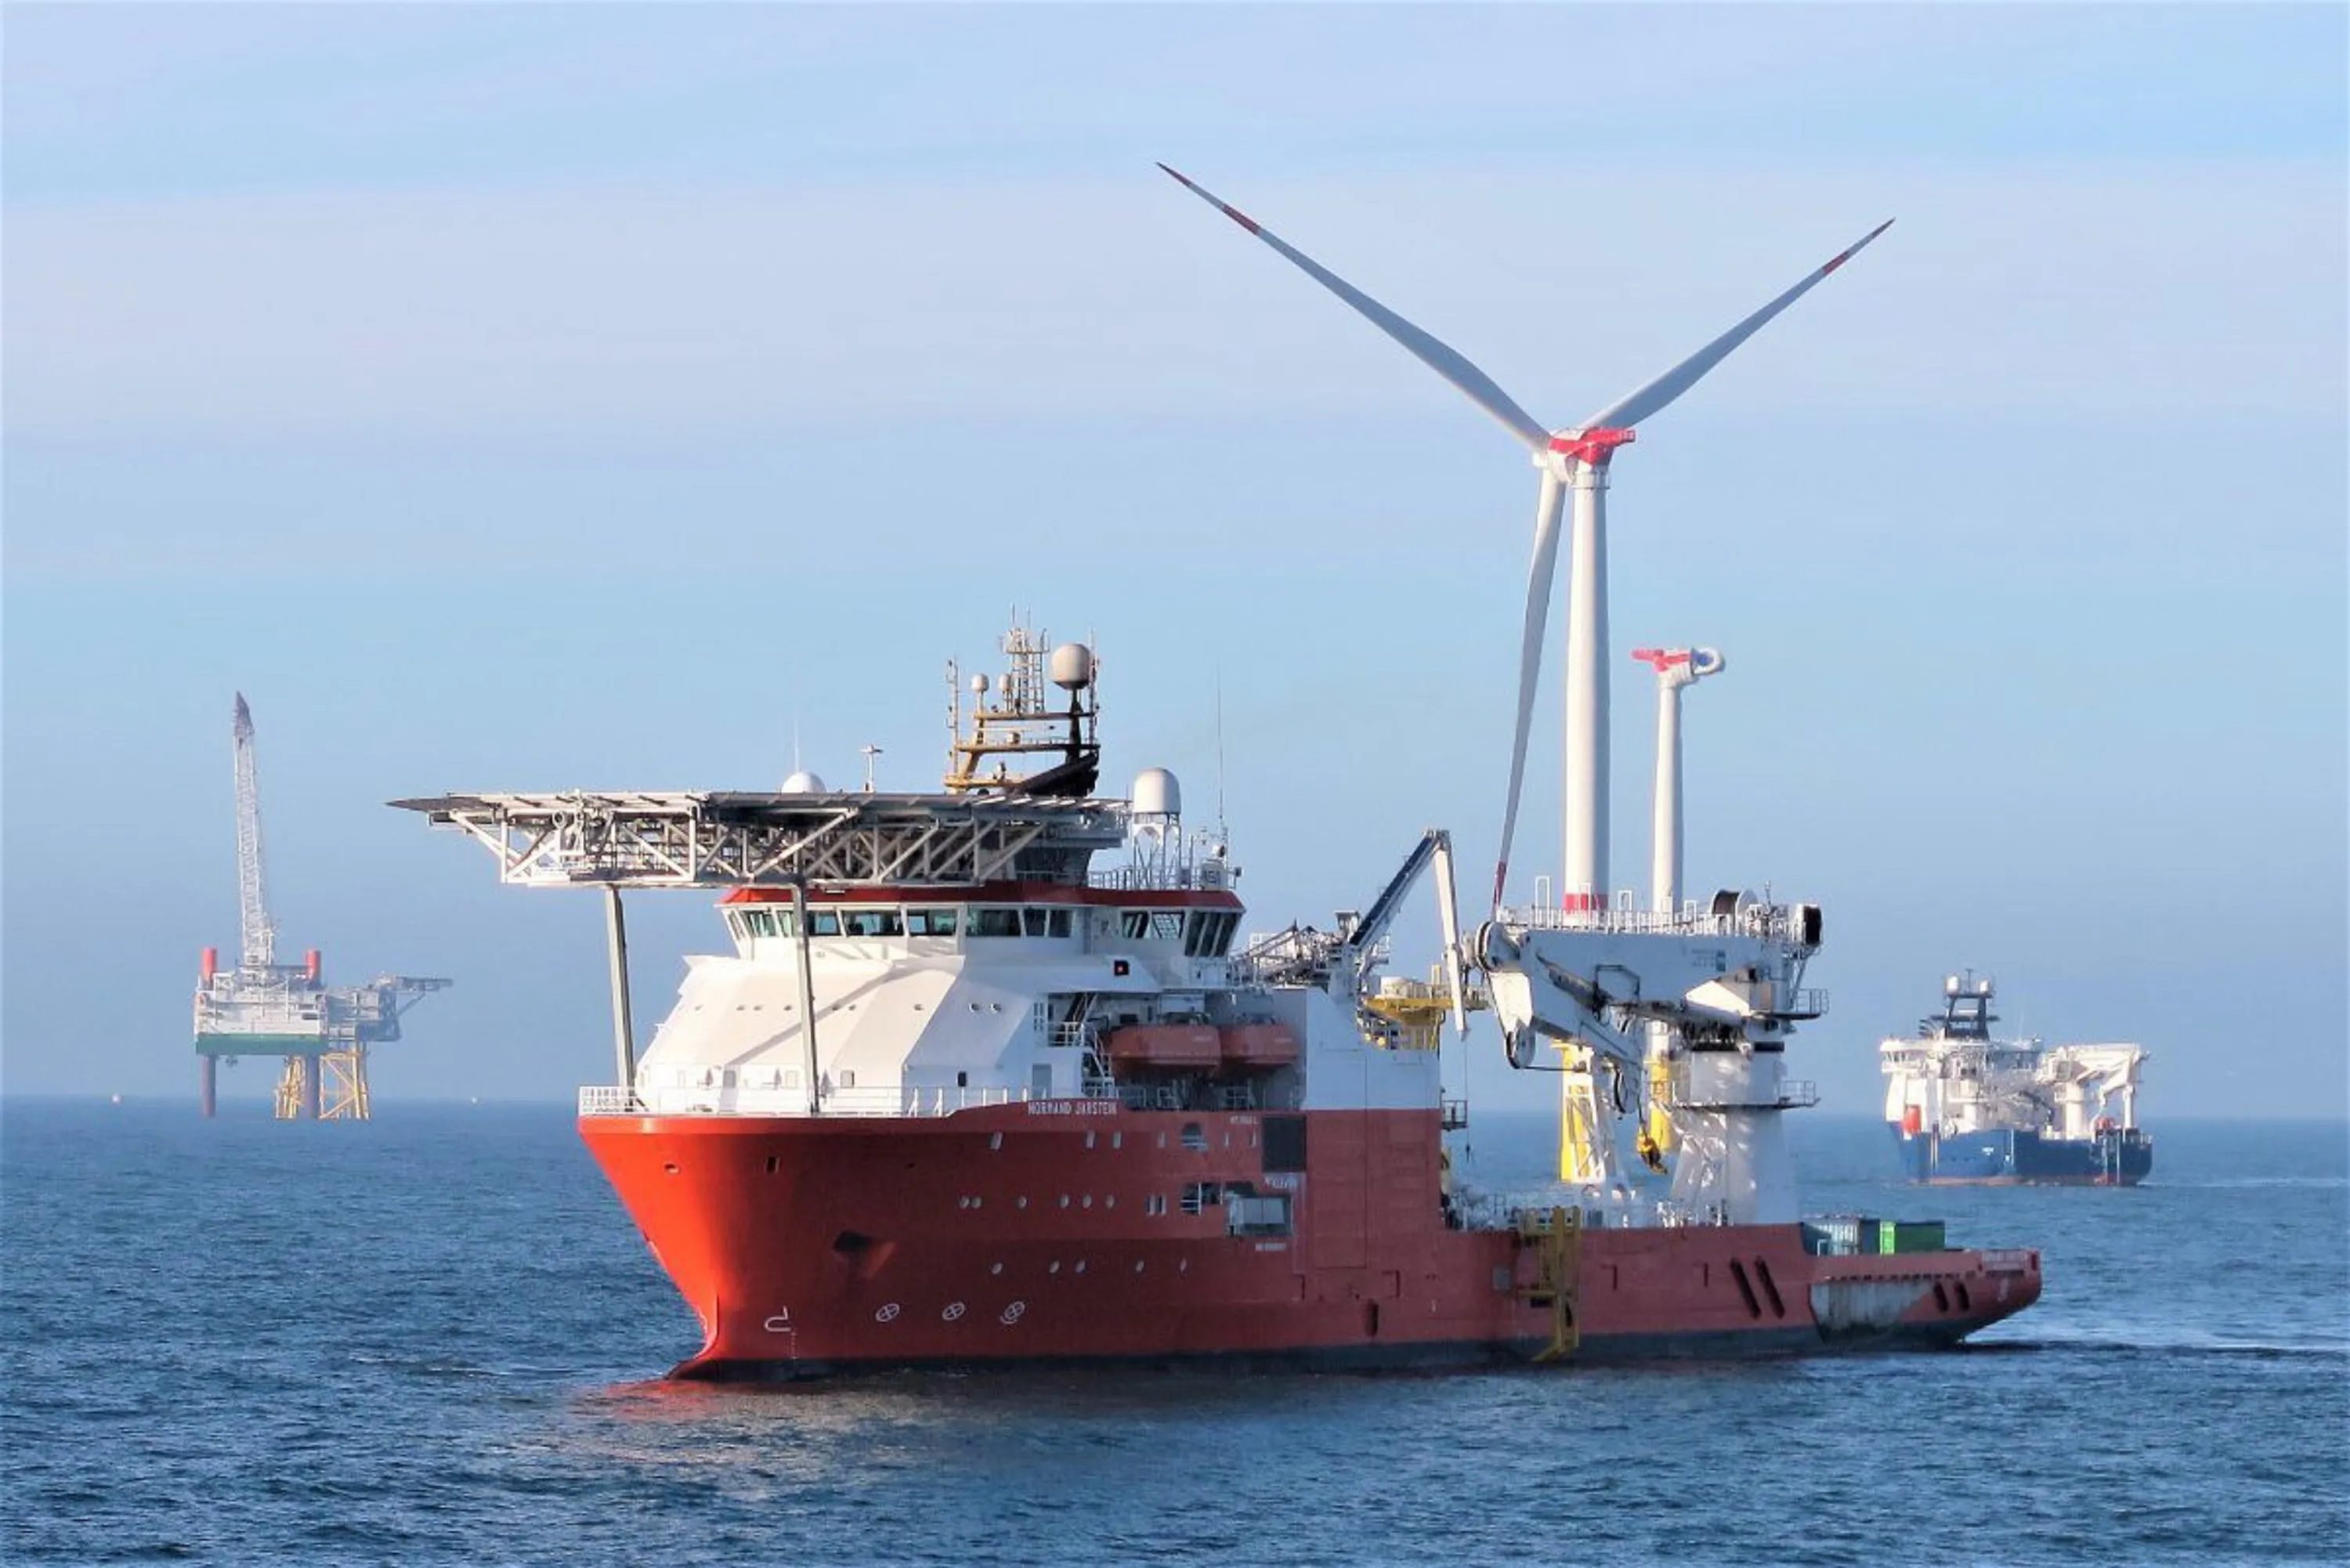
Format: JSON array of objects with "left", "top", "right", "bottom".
[{"left": 397, "top": 621, "right": 2040, "bottom": 1378}]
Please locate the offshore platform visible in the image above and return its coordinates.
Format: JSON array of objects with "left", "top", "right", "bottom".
[{"left": 191, "top": 694, "right": 450, "bottom": 1119}]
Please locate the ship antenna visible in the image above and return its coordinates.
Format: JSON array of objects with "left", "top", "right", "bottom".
[{"left": 1215, "top": 677, "right": 1229, "bottom": 836}]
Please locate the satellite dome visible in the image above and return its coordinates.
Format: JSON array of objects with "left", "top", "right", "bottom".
[
  {"left": 1049, "top": 642, "right": 1096, "bottom": 691},
  {"left": 1131, "top": 767, "right": 1180, "bottom": 818},
  {"left": 780, "top": 770, "right": 829, "bottom": 794}
]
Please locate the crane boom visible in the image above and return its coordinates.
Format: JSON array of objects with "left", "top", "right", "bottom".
[{"left": 233, "top": 692, "right": 276, "bottom": 970}]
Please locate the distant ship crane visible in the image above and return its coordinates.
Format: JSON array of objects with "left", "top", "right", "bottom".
[{"left": 191, "top": 694, "right": 450, "bottom": 1118}]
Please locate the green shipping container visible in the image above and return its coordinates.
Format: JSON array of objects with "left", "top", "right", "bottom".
[{"left": 1882, "top": 1220, "right": 1947, "bottom": 1254}]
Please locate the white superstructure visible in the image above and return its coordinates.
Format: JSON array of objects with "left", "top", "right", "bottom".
[{"left": 407, "top": 623, "right": 1473, "bottom": 1128}]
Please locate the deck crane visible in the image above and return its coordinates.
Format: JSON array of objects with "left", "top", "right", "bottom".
[
  {"left": 1237, "top": 829, "right": 1472, "bottom": 1045},
  {"left": 191, "top": 694, "right": 450, "bottom": 1119}
]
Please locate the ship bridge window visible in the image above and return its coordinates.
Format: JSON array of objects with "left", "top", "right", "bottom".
[
  {"left": 842, "top": 909, "right": 904, "bottom": 938},
  {"left": 808, "top": 910, "right": 842, "bottom": 937},
  {"left": 907, "top": 908, "right": 960, "bottom": 937},
  {"left": 1182, "top": 912, "right": 1238, "bottom": 957},
  {"left": 1151, "top": 911, "right": 1184, "bottom": 941},
  {"left": 972, "top": 909, "right": 1022, "bottom": 938},
  {"left": 1120, "top": 911, "right": 1150, "bottom": 939},
  {"left": 1017, "top": 908, "right": 1076, "bottom": 938},
  {"left": 743, "top": 909, "right": 780, "bottom": 939}
]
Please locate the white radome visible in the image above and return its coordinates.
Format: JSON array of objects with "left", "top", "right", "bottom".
[
  {"left": 1130, "top": 767, "right": 1180, "bottom": 818},
  {"left": 781, "top": 770, "right": 829, "bottom": 794},
  {"left": 1049, "top": 642, "right": 1095, "bottom": 692}
]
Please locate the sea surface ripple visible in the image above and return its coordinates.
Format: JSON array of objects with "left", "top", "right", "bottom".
[{"left": 5, "top": 1104, "right": 2344, "bottom": 1566}]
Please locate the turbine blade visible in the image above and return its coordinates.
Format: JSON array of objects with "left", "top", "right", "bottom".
[
  {"left": 1576, "top": 219, "right": 1894, "bottom": 432},
  {"left": 1159, "top": 164, "right": 1552, "bottom": 452},
  {"left": 1492, "top": 468, "right": 1568, "bottom": 909}
]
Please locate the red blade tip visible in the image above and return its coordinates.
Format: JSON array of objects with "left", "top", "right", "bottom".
[{"left": 1156, "top": 163, "right": 1260, "bottom": 235}]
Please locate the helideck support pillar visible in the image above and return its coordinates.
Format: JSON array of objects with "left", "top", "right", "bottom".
[{"left": 603, "top": 884, "right": 636, "bottom": 1096}]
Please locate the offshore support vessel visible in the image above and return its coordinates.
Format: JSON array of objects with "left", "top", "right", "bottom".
[
  {"left": 1881, "top": 973, "right": 2153, "bottom": 1186},
  {"left": 396, "top": 621, "right": 2041, "bottom": 1378}
]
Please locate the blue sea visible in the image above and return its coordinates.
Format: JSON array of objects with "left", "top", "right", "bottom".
[{"left": 5, "top": 1102, "right": 2344, "bottom": 1567}]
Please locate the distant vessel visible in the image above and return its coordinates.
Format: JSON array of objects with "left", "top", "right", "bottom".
[{"left": 1880, "top": 973, "right": 2151, "bottom": 1186}]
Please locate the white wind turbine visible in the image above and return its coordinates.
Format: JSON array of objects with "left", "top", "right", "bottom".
[{"left": 1159, "top": 164, "right": 1889, "bottom": 912}]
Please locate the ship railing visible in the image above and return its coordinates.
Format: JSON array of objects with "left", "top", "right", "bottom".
[
  {"left": 1089, "top": 861, "right": 1233, "bottom": 893},
  {"left": 578, "top": 1083, "right": 1118, "bottom": 1118},
  {"left": 1668, "top": 1078, "right": 1821, "bottom": 1111},
  {"left": 1498, "top": 901, "right": 1814, "bottom": 946},
  {"left": 1452, "top": 1188, "right": 1726, "bottom": 1234},
  {"left": 822, "top": 1086, "right": 1025, "bottom": 1117}
]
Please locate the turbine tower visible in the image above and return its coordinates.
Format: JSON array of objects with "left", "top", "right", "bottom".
[
  {"left": 1159, "top": 165, "right": 1888, "bottom": 913},
  {"left": 1634, "top": 646, "right": 1726, "bottom": 915},
  {"left": 1629, "top": 645, "right": 1725, "bottom": 1176}
]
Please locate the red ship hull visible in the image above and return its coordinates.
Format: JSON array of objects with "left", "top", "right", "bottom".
[{"left": 583, "top": 1104, "right": 2039, "bottom": 1378}]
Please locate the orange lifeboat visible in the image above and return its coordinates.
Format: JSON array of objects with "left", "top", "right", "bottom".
[
  {"left": 1104, "top": 1024, "right": 1221, "bottom": 1069},
  {"left": 1220, "top": 1023, "right": 1300, "bottom": 1068}
]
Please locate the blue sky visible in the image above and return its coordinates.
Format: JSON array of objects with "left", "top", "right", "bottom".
[{"left": 5, "top": 5, "right": 2344, "bottom": 1122}]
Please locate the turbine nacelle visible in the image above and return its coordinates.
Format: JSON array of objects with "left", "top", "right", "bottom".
[
  {"left": 1634, "top": 646, "right": 1726, "bottom": 692},
  {"left": 1542, "top": 428, "right": 1638, "bottom": 474}
]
